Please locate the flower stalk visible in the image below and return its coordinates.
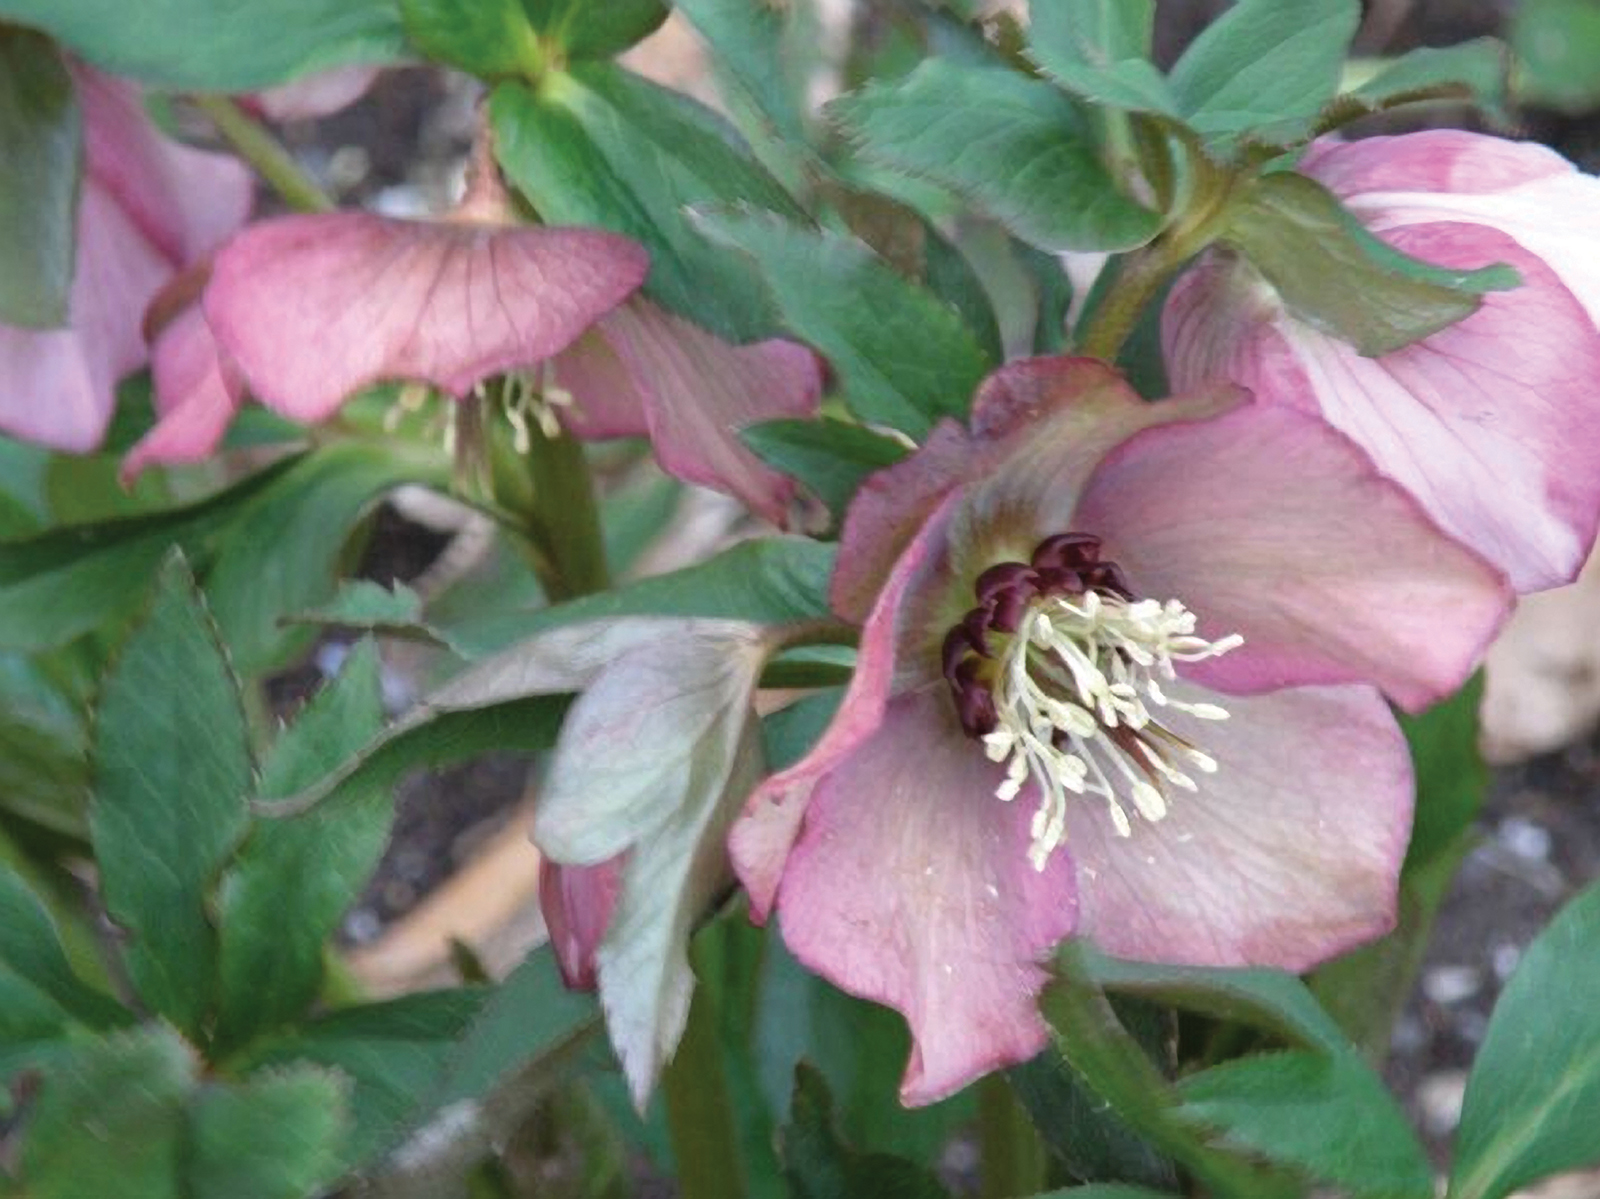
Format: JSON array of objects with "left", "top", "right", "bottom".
[{"left": 192, "top": 93, "right": 336, "bottom": 215}]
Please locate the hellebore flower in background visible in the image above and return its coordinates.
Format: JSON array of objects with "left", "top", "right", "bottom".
[
  {"left": 0, "top": 67, "right": 251, "bottom": 451},
  {"left": 1165, "top": 131, "right": 1600, "bottom": 593},
  {"left": 731, "top": 358, "right": 1512, "bottom": 1105},
  {"left": 138, "top": 159, "right": 825, "bottom": 524}
]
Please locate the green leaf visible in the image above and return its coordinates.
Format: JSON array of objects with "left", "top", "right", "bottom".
[
  {"left": 490, "top": 64, "right": 798, "bottom": 344},
  {"left": 741, "top": 418, "right": 909, "bottom": 522},
  {"left": 398, "top": 0, "right": 542, "bottom": 77},
  {"left": 1078, "top": 945, "right": 1351, "bottom": 1054},
  {"left": 696, "top": 209, "right": 989, "bottom": 436},
  {"left": 1450, "top": 881, "right": 1600, "bottom": 1199},
  {"left": 756, "top": 931, "right": 973, "bottom": 1165},
  {"left": 294, "top": 579, "right": 432, "bottom": 634},
  {"left": 18, "top": 1026, "right": 195, "bottom": 1199},
  {"left": 457, "top": 535, "right": 836, "bottom": 657},
  {"left": 1513, "top": 0, "right": 1600, "bottom": 112},
  {"left": 242, "top": 989, "right": 487, "bottom": 1170},
  {"left": 0, "top": 867, "right": 125, "bottom": 1029},
  {"left": 1027, "top": 1189, "right": 1183, "bottom": 1199},
  {"left": 214, "top": 642, "right": 390, "bottom": 1048},
  {"left": 205, "top": 442, "right": 427, "bottom": 676},
  {"left": 401, "top": 0, "right": 665, "bottom": 75},
  {"left": 0, "top": 0, "right": 404, "bottom": 91},
  {"left": 0, "top": 29, "right": 78, "bottom": 329},
  {"left": 1401, "top": 671, "right": 1488, "bottom": 871},
  {"left": 1340, "top": 39, "right": 1509, "bottom": 125},
  {"left": 1168, "top": 0, "right": 1361, "bottom": 152},
  {"left": 1008, "top": 1004, "right": 1178, "bottom": 1189},
  {"left": 90, "top": 552, "right": 252, "bottom": 1036},
  {"left": 1026, "top": 0, "right": 1178, "bottom": 115},
  {"left": 0, "top": 651, "right": 90, "bottom": 838},
  {"left": 0, "top": 454, "right": 299, "bottom": 653},
  {"left": 1221, "top": 172, "right": 1520, "bottom": 356},
  {"left": 186, "top": 1068, "right": 349, "bottom": 1199},
  {"left": 780, "top": 1064, "right": 954, "bottom": 1199},
  {"left": 428, "top": 946, "right": 598, "bottom": 1109},
  {"left": 678, "top": 0, "right": 819, "bottom": 159},
  {"left": 528, "top": 0, "right": 668, "bottom": 60},
  {"left": 834, "top": 60, "right": 1163, "bottom": 252},
  {"left": 1177, "top": 1050, "right": 1433, "bottom": 1199}
]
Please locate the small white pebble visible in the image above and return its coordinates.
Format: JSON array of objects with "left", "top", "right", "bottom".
[
  {"left": 1423, "top": 964, "right": 1483, "bottom": 1006},
  {"left": 1498, "top": 815, "right": 1552, "bottom": 863}
]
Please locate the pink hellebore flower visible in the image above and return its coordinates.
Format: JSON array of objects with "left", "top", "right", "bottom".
[
  {"left": 731, "top": 358, "right": 1511, "bottom": 1105},
  {"left": 133, "top": 168, "right": 824, "bottom": 525},
  {"left": 1165, "top": 131, "right": 1600, "bottom": 593},
  {"left": 0, "top": 68, "right": 251, "bottom": 451}
]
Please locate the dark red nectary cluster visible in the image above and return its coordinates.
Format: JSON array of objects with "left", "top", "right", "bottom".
[{"left": 940, "top": 533, "right": 1135, "bottom": 738}]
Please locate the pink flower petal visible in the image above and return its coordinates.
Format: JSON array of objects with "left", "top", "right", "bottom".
[
  {"left": 73, "top": 66, "right": 253, "bottom": 264},
  {"left": 774, "top": 690, "right": 1077, "bottom": 1106},
  {"left": 250, "top": 65, "right": 380, "bottom": 122},
  {"left": 731, "top": 493, "right": 959, "bottom": 918},
  {"left": 0, "top": 186, "right": 169, "bottom": 451},
  {"left": 830, "top": 358, "right": 1243, "bottom": 624},
  {"left": 121, "top": 305, "right": 248, "bottom": 481},
  {"left": 204, "top": 213, "right": 649, "bottom": 421},
  {"left": 1303, "top": 130, "right": 1572, "bottom": 198},
  {"left": 1061, "top": 682, "right": 1411, "bottom": 970},
  {"left": 540, "top": 857, "right": 623, "bottom": 991},
  {"left": 559, "top": 299, "right": 823, "bottom": 526},
  {"left": 1166, "top": 223, "right": 1600, "bottom": 594},
  {"left": 1306, "top": 131, "right": 1600, "bottom": 319},
  {"left": 1075, "top": 399, "right": 1512, "bottom": 712}
]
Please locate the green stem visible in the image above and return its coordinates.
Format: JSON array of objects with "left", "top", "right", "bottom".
[
  {"left": 520, "top": 424, "right": 610, "bottom": 601},
  {"left": 978, "top": 1074, "right": 1049, "bottom": 1199},
  {"left": 661, "top": 986, "right": 746, "bottom": 1199},
  {"left": 193, "top": 94, "right": 335, "bottom": 214},
  {"left": 1046, "top": 943, "right": 1295, "bottom": 1199}
]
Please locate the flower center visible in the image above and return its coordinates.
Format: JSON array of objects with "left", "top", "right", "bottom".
[{"left": 942, "top": 534, "right": 1243, "bottom": 870}]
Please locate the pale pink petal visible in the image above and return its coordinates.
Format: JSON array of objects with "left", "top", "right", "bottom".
[
  {"left": 1303, "top": 130, "right": 1573, "bottom": 198},
  {"left": 1075, "top": 400, "right": 1512, "bottom": 712},
  {"left": 1167, "top": 226, "right": 1600, "bottom": 594},
  {"left": 204, "top": 214, "right": 649, "bottom": 421},
  {"left": 1062, "top": 683, "right": 1411, "bottom": 970},
  {"left": 731, "top": 495, "right": 959, "bottom": 918},
  {"left": 251, "top": 65, "right": 380, "bottom": 122},
  {"left": 121, "top": 306, "right": 248, "bottom": 481},
  {"left": 73, "top": 66, "right": 253, "bottom": 264},
  {"left": 557, "top": 300, "right": 822, "bottom": 526},
  {"left": 1307, "top": 131, "right": 1600, "bottom": 341},
  {"left": 0, "top": 186, "right": 168, "bottom": 451},
  {"left": 540, "top": 858, "right": 623, "bottom": 991},
  {"left": 774, "top": 690, "right": 1077, "bottom": 1106},
  {"left": 830, "top": 358, "right": 1243, "bottom": 624}
]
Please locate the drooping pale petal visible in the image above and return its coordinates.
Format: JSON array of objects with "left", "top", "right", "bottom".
[
  {"left": 1305, "top": 131, "right": 1600, "bottom": 317},
  {"left": 204, "top": 213, "right": 649, "bottom": 421},
  {"left": 540, "top": 858, "right": 623, "bottom": 991},
  {"left": 557, "top": 299, "right": 823, "bottom": 526},
  {"left": 1166, "top": 223, "right": 1600, "bottom": 594},
  {"left": 0, "top": 68, "right": 251, "bottom": 453},
  {"left": 122, "top": 305, "right": 248, "bottom": 480},
  {"left": 1074, "top": 399, "right": 1512, "bottom": 711},
  {"left": 773, "top": 690, "right": 1077, "bottom": 1106},
  {"left": 250, "top": 65, "right": 380, "bottom": 122},
  {"left": 829, "top": 357, "right": 1242, "bottom": 623},
  {"left": 0, "top": 188, "right": 169, "bottom": 450},
  {"left": 73, "top": 66, "right": 253, "bottom": 264},
  {"left": 533, "top": 620, "right": 773, "bottom": 1106},
  {"left": 1060, "top": 682, "right": 1411, "bottom": 970},
  {"left": 732, "top": 496, "right": 958, "bottom": 917}
]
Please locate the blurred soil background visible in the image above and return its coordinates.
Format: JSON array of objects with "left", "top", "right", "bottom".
[{"left": 248, "top": 0, "right": 1600, "bottom": 1184}]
